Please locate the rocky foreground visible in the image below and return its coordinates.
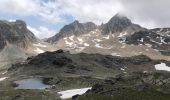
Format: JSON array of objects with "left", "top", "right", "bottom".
[{"left": 0, "top": 50, "right": 168, "bottom": 100}]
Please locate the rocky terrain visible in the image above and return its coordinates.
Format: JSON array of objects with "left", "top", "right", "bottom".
[
  {"left": 8, "top": 49, "right": 169, "bottom": 78},
  {"left": 0, "top": 20, "right": 37, "bottom": 50},
  {"left": 0, "top": 20, "right": 56, "bottom": 69},
  {"left": 125, "top": 28, "right": 170, "bottom": 56},
  {"left": 0, "top": 49, "right": 169, "bottom": 100},
  {"left": 46, "top": 14, "right": 170, "bottom": 61},
  {"left": 77, "top": 72, "right": 170, "bottom": 100},
  {"left": 1, "top": 13, "right": 170, "bottom": 100}
]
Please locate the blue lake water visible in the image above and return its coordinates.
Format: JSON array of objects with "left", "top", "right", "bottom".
[{"left": 15, "top": 78, "right": 50, "bottom": 89}]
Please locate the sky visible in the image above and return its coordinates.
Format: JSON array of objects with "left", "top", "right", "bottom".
[{"left": 0, "top": 0, "right": 170, "bottom": 39}]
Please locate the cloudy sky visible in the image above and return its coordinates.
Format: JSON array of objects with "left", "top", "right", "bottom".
[{"left": 0, "top": 0, "right": 170, "bottom": 39}]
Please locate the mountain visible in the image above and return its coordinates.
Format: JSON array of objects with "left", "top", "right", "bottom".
[
  {"left": 1, "top": 14, "right": 170, "bottom": 100},
  {"left": 101, "top": 13, "right": 142, "bottom": 34},
  {"left": 46, "top": 20, "right": 97, "bottom": 43},
  {"left": 0, "top": 20, "right": 56, "bottom": 68},
  {"left": 125, "top": 28, "right": 170, "bottom": 56},
  {"left": 46, "top": 14, "right": 170, "bottom": 60},
  {"left": 0, "top": 20, "right": 37, "bottom": 50}
]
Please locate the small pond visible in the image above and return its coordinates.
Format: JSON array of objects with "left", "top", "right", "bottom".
[{"left": 14, "top": 78, "right": 50, "bottom": 89}]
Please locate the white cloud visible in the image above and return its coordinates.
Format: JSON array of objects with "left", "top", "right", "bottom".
[
  {"left": 0, "top": 0, "right": 38, "bottom": 16},
  {"left": 1, "top": 0, "right": 170, "bottom": 29},
  {"left": 58, "top": 0, "right": 123, "bottom": 24},
  {"left": 27, "top": 26, "right": 56, "bottom": 39},
  {"left": 0, "top": 0, "right": 122, "bottom": 24}
]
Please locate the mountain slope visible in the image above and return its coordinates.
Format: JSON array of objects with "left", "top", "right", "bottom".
[
  {"left": 9, "top": 49, "right": 170, "bottom": 78},
  {"left": 0, "top": 20, "right": 57, "bottom": 69},
  {"left": 0, "top": 20, "right": 37, "bottom": 50},
  {"left": 42, "top": 16, "right": 170, "bottom": 58},
  {"left": 46, "top": 14, "right": 170, "bottom": 61},
  {"left": 77, "top": 72, "right": 170, "bottom": 100},
  {"left": 46, "top": 21, "right": 97, "bottom": 43},
  {"left": 125, "top": 28, "right": 170, "bottom": 56},
  {"left": 101, "top": 13, "right": 142, "bottom": 34}
]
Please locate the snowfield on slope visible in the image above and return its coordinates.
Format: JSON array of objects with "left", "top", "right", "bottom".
[
  {"left": 33, "top": 43, "right": 47, "bottom": 47},
  {"left": 58, "top": 87, "right": 91, "bottom": 99},
  {"left": 34, "top": 48, "right": 45, "bottom": 54},
  {"left": 0, "top": 77, "right": 8, "bottom": 82},
  {"left": 155, "top": 63, "right": 170, "bottom": 72}
]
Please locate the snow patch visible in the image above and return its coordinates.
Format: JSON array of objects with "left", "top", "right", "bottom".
[
  {"left": 58, "top": 87, "right": 91, "bottom": 99},
  {"left": 119, "top": 38, "right": 126, "bottom": 44},
  {"left": 120, "top": 68, "right": 125, "bottom": 71},
  {"left": 77, "top": 38, "right": 83, "bottom": 42},
  {"left": 0, "top": 77, "right": 8, "bottom": 82},
  {"left": 34, "top": 48, "right": 44, "bottom": 54},
  {"left": 150, "top": 39, "right": 162, "bottom": 45},
  {"left": 2, "top": 71, "right": 7, "bottom": 75},
  {"left": 69, "top": 36, "right": 74, "bottom": 41},
  {"left": 118, "top": 32, "right": 127, "bottom": 38},
  {"left": 139, "top": 38, "right": 144, "bottom": 42},
  {"left": 94, "top": 39, "right": 102, "bottom": 42},
  {"left": 145, "top": 44, "right": 152, "bottom": 48},
  {"left": 95, "top": 43, "right": 103, "bottom": 48},
  {"left": 111, "top": 53, "right": 121, "bottom": 56},
  {"left": 103, "top": 35, "right": 110, "bottom": 39},
  {"left": 65, "top": 40, "right": 73, "bottom": 47},
  {"left": 33, "top": 43, "right": 47, "bottom": 47},
  {"left": 155, "top": 63, "right": 170, "bottom": 72},
  {"left": 160, "top": 37, "right": 167, "bottom": 44},
  {"left": 84, "top": 43, "right": 89, "bottom": 46}
]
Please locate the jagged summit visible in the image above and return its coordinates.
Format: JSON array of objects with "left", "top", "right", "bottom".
[
  {"left": 101, "top": 13, "right": 134, "bottom": 34},
  {"left": 47, "top": 13, "right": 143, "bottom": 43},
  {"left": 0, "top": 20, "right": 37, "bottom": 50},
  {"left": 46, "top": 20, "right": 97, "bottom": 43},
  {"left": 109, "top": 13, "right": 132, "bottom": 26}
]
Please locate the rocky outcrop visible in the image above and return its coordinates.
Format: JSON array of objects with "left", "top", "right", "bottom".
[
  {"left": 76, "top": 72, "right": 170, "bottom": 100},
  {"left": 101, "top": 13, "right": 137, "bottom": 34},
  {"left": 0, "top": 20, "right": 37, "bottom": 50},
  {"left": 0, "top": 32, "right": 6, "bottom": 51},
  {"left": 46, "top": 21, "right": 97, "bottom": 43},
  {"left": 46, "top": 13, "right": 144, "bottom": 43},
  {"left": 125, "top": 29, "right": 170, "bottom": 56},
  {"left": 8, "top": 50, "right": 170, "bottom": 77}
]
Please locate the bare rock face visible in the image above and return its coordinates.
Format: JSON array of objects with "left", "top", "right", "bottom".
[
  {"left": 46, "top": 20, "right": 97, "bottom": 43},
  {"left": 125, "top": 29, "right": 170, "bottom": 56},
  {"left": 47, "top": 14, "right": 142, "bottom": 43},
  {"left": 101, "top": 13, "right": 133, "bottom": 34},
  {"left": 0, "top": 20, "right": 37, "bottom": 50},
  {"left": 0, "top": 32, "right": 6, "bottom": 50}
]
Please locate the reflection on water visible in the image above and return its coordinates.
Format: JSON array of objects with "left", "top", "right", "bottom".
[{"left": 15, "top": 78, "right": 50, "bottom": 89}]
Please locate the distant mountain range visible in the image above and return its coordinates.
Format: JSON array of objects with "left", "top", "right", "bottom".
[
  {"left": 0, "top": 13, "right": 170, "bottom": 69},
  {"left": 45, "top": 14, "right": 170, "bottom": 60}
]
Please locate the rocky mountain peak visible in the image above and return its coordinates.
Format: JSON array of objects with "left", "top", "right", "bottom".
[
  {"left": 0, "top": 20, "right": 37, "bottom": 50},
  {"left": 101, "top": 13, "right": 133, "bottom": 34},
  {"left": 46, "top": 20, "right": 97, "bottom": 43}
]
